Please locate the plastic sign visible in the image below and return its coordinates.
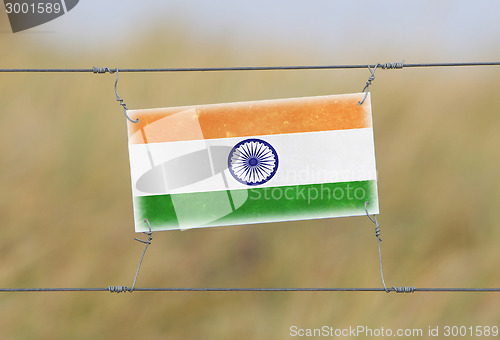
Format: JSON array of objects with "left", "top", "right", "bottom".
[{"left": 127, "top": 93, "right": 379, "bottom": 232}]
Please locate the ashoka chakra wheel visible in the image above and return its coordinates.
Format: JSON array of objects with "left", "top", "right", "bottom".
[{"left": 228, "top": 138, "right": 279, "bottom": 186}]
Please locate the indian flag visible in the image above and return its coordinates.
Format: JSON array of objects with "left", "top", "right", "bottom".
[{"left": 127, "top": 93, "right": 378, "bottom": 232}]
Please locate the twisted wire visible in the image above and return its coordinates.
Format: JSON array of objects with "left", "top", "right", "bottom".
[
  {"left": 364, "top": 201, "right": 389, "bottom": 292},
  {"left": 92, "top": 67, "right": 115, "bottom": 74},
  {"left": 130, "top": 219, "right": 154, "bottom": 292},
  {"left": 108, "top": 286, "right": 129, "bottom": 293},
  {"left": 358, "top": 64, "right": 378, "bottom": 105},
  {"left": 364, "top": 202, "right": 416, "bottom": 294},
  {"left": 112, "top": 68, "right": 139, "bottom": 123},
  {"left": 380, "top": 61, "right": 404, "bottom": 69},
  {"left": 392, "top": 286, "right": 415, "bottom": 293}
]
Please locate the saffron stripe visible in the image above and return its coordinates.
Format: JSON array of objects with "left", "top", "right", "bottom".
[{"left": 127, "top": 93, "right": 372, "bottom": 144}]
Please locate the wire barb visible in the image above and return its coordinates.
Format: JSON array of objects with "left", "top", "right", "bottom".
[
  {"left": 391, "top": 286, "right": 415, "bottom": 293},
  {"left": 92, "top": 67, "right": 114, "bottom": 74},
  {"left": 108, "top": 286, "right": 129, "bottom": 293},
  {"left": 379, "top": 61, "right": 405, "bottom": 70}
]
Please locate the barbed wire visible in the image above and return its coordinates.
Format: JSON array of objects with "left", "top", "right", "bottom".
[
  {"left": 0, "top": 61, "right": 499, "bottom": 73},
  {"left": 1, "top": 60, "right": 499, "bottom": 294},
  {"left": 0, "top": 287, "right": 499, "bottom": 293}
]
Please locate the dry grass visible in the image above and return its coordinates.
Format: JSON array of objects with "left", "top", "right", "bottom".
[{"left": 1, "top": 20, "right": 500, "bottom": 339}]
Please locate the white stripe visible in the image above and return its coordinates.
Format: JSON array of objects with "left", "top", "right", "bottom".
[{"left": 128, "top": 129, "right": 377, "bottom": 197}]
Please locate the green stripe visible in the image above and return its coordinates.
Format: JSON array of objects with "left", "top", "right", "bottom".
[{"left": 133, "top": 180, "right": 378, "bottom": 231}]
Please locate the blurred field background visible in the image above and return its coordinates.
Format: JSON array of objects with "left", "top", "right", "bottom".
[{"left": 1, "top": 1, "right": 500, "bottom": 339}]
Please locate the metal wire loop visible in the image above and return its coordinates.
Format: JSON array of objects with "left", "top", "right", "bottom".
[
  {"left": 129, "top": 219, "right": 154, "bottom": 292},
  {"left": 358, "top": 61, "right": 404, "bottom": 105},
  {"left": 134, "top": 218, "right": 153, "bottom": 245},
  {"left": 364, "top": 201, "right": 381, "bottom": 241},
  {"left": 358, "top": 64, "right": 378, "bottom": 105},
  {"left": 364, "top": 201, "right": 389, "bottom": 292},
  {"left": 93, "top": 67, "right": 138, "bottom": 123},
  {"left": 107, "top": 220, "right": 153, "bottom": 294},
  {"left": 365, "top": 202, "right": 416, "bottom": 294},
  {"left": 113, "top": 68, "right": 139, "bottom": 123}
]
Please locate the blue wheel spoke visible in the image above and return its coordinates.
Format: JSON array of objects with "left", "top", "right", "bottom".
[
  {"left": 254, "top": 144, "right": 267, "bottom": 159},
  {"left": 258, "top": 164, "right": 273, "bottom": 171},
  {"left": 239, "top": 145, "right": 251, "bottom": 159},
  {"left": 248, "top": 142, "right": 255, "bottom": 158},
  {"left": 254, "top": 143, "right": 264, "bottom": 158},
  {"left": 255, "top": 166, "right": 267, "bottom": 179},
  {"left": 258, "top": 154, "right": 274, "bottom": 160},
  {"left": 258, "top": 159, "right": 274, "bottom": 165}
]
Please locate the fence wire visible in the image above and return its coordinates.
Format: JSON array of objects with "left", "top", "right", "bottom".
[
  {"left": 1, "top": 60, "right": 499, "bottom": 294},
  {"left": 1, "top": 287, "right": 499, "bottom": 293},
  {"left": 0, "top": 61, "right": 499, "bottom": 73}
]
